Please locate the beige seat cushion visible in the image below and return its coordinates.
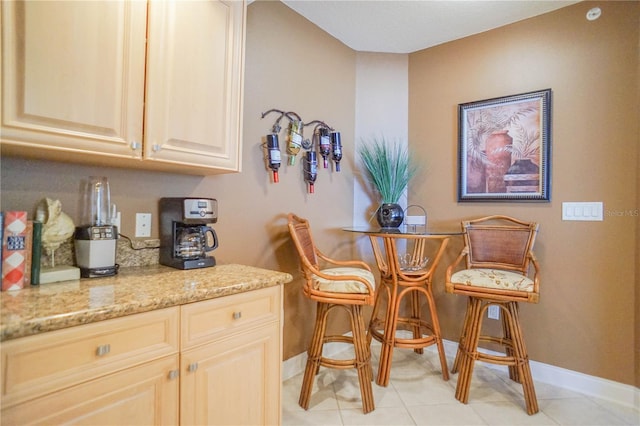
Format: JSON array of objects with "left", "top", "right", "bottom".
[
  {"left": 312, "top": 267, "right": 375, "bottom": 294},
  {"left": 451, "top": 268, "right": 534, "bottom": 292}
]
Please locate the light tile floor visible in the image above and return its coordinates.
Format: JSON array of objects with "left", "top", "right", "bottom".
[{"left": 282, "top": 341, "right": 639, "bottom": 426}]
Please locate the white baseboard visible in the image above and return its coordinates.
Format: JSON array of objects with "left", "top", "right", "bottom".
[
  {"left": 283, "top": 337, "right": 639, "bottom": 410},
  {"left": 440, "top": 339, "right": 639, "bottom": 410}
]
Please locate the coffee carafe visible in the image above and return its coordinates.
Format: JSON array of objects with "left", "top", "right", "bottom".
[
  {"left": 175, "top": 226, "right": 218, "bottom": 260},
  {"left": 74, "top": 176, "right": 119, "bottom": 278},
  {"left": 159, "top": 198, "right": 218, "bottom": 270}
]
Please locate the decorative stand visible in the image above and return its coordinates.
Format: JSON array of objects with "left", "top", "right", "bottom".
[{"left": 403, "top": 205, "right": 427, "bottom": 233}]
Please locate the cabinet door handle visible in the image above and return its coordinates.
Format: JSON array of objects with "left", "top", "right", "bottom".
[
  {"left": 168, "top": 369, "right": 179, "bottom": 380},
  {"left": 233, "top": 311, "right": 242, "bottom": 320},
  {"left": 152, "top": 143, "right": 162, "bottom": 152},
  {"left": 188, "top": 362, "right": 198, "bottom": 372},
  {"left": 130, "top": 141, "right": 141, "bottom": 151},
  {"left": 96, "top": 344, "right": 111, "bottom": 357}
]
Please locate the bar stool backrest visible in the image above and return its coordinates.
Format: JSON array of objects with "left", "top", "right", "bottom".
[
  {"left": 288, "top": 214, "right": 319, "bottom": 270},
  {"left": 463, "top": 215, "right": 539, "bottom": 275}
]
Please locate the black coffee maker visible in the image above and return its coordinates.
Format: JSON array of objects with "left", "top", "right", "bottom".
[{"left": 159, "top": 198, "right": 218, "bottom": 270}]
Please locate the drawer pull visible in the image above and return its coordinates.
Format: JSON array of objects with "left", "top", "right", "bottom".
[
  {"left": 168, "top": 369, "right": 179, "bottom": 380},
  {"left": 96, "top": 344, "right": 111, "bottom": 357},
  {"left": 232, "top": 311, "right": 242, "bottom": 320},
  {"left": 188, "top": 362, "right": 198, "bottom": 372}
]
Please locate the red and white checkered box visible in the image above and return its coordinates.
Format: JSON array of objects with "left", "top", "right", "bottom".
[{"left": 2, "top": 211, "right": 28, "bottom": 291}]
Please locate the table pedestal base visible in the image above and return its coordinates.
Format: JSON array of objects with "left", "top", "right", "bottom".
[{"left": 368, "top": 278, "right": 449, "bottom": 387}]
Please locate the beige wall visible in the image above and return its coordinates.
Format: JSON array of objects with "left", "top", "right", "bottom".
[
  {"left": 353, "top": 52, "right": 409, "bottom": 257},
  {"left": 1, "top": 0, "right": 638, "bottom": 387},
  {"left": 232, "top": 0, "right": 357, "bottom": 359},
  {"left": 635, "top": 1, "right": 640, "bottom": 390},
  {"left": 408, "top": 1, "right": 639, "bottom": 386}
]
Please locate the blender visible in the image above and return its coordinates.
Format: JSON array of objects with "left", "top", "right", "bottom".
[{"left": 74, "top": 176, "right": 118, "bottom": 278}]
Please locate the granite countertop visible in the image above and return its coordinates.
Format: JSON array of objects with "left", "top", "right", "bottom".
[{"left": 0, "top": 264, "right": 293, "bottom": 341}]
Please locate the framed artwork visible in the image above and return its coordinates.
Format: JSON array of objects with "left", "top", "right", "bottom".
[{"left": 458, "top": 89, "right": 552, "bottom": 202}]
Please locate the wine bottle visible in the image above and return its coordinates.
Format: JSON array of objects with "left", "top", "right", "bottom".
[
  {"left": 330, "top": 131, "right": 342, "bottom": 172},
  {"left": 303, "top": 151, "right": 318, "bottom": 193},
  {"left": 318, "top": 127, "right": 331, "bottom": 168},
  {"left": 266, "top": 133, "right": 281, "bottom": 183},
  {"left": 286, "top": 120, "right": 303, "bottom": 165}
]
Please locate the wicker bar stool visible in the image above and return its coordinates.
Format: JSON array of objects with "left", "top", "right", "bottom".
[
  {"left": 445, "top": 215, "right": 540, "bottom": 415},
  {"left": 287, "top": 213, "right": 376, "bottom": 414}
]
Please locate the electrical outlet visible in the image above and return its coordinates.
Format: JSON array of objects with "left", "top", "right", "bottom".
[
  {"left": 488, "top": 305, "right": 500, "bottom": 320},
  {"left": 135, "top": 213, "right": 152, "bottom": 238},
  {"left": 113, "top": 211, "right": 121, "bottom": 232}
]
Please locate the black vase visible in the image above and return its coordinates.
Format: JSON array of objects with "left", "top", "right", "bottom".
[{"left": 376, "top": 203, "right": 404, "bottom": 228}]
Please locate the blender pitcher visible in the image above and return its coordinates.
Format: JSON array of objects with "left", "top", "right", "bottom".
[{"left": 81, "top": 176, "right": 113, "bottom": 226}]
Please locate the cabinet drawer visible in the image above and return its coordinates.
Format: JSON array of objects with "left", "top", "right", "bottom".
[
  {"left": 2, "top": 354, "right": 179, "bottom": 425},
  {"left": 1, "top": 307, "right": 179, "bottom": 408},
  {"left": 181, "top": 286, "right": 281, "bottom": 350}
]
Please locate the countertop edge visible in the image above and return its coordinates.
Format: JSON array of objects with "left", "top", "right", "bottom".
[{"left": 1, "top": 264, "right": 293, "bottom": 341}]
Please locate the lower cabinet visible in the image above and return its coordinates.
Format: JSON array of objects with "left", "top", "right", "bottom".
[
  {"left": 0, "top": 285, "right": 283, "bottom": 425},
  {"left": 180, "top": 285, "right": 283, "bottom": 425},
  {"left": 1, "top": 355, "right": 180, "bottom": 425},
  {"left": 181, "top": 322, "right": 281, "bottom": 425}
]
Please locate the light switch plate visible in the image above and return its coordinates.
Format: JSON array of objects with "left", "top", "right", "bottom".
[{"left": 562, "top": 202, "right": 603, "bottom": 221}]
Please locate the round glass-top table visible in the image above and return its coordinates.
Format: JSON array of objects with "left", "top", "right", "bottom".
[
  {"left": 343, "top": 225, "right": 462, "bottom": 386},
  {"left": 343, "top": 225, "right": 463, "bottom": 236}
]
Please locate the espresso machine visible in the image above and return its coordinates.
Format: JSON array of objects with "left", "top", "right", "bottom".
[{"left": 159, "top": 198, "right": 218, "bottom": 270}]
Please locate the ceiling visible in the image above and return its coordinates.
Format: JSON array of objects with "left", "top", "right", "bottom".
[{"left": 280, "top": 0, "right": 582, "bottom": 54}]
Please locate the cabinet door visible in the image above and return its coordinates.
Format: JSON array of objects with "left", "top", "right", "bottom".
[
  {"left": 144, "top": 0, "right": 245, "bottom": 173},
  {"left": 181, "top": 323, "right": 281, "bottom": 426},
  {"left": 1, "top": 355, "right": 180, "bottom": 425},
  {"left": 0, "top": 0, "right": 146, "bottom": 160}
]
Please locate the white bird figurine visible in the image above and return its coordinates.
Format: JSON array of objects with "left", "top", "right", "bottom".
[{"left": 35, "top": 198, "right": 75, "bottom": 267}]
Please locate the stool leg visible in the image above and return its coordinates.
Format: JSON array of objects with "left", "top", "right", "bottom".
[
  {"left": 500, "top": 302, "right": 519, "bottom": 383},
  {"left": 299, "top": 302, "right": 329, "bottom": 410},
  {"left": 506, "top": 302, "right": 539, "bottom": 415},
  {"left": 423, "top": 284, "right": 449, "bottom": 381},
  {"left": 351, "top": 305, "right": 375, "bottom": 414},
  {"left": 410, "top": 291, "right": 424, "bottom": 355},
  {"left": 367, "top": 279, "right": 386, "bottom": 348},
  {"left": 452, "top": 297, "right": 472, "bottom": 374},
  {"left": 377, "top": 279, "right": 398, "bottom": 387},
  {"left": 454, "top": 297, "right": 483, "bottom": 404}
]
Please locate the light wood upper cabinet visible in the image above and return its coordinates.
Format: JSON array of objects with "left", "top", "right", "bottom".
[
  {"left": 0, "top": 0, "right": 245, "bottom": 175},
  {"left": 0, "top": 0, "right": 147, "bottom": 159},
  {"left": 144, "top": 0, "right": 245, "bottom": 173}
]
